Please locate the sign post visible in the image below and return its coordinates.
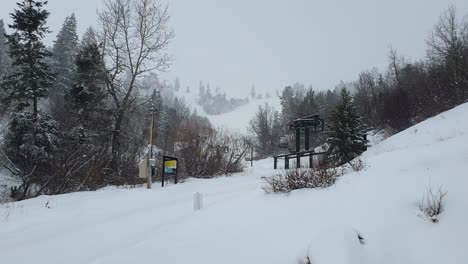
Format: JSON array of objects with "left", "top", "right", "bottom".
[{"left": 162, "top": 155, "right": 178, "bottom": 187}]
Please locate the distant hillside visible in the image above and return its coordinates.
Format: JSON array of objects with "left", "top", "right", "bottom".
[{"left": 166, "top": 80, "right": 281, "bottom": 133}]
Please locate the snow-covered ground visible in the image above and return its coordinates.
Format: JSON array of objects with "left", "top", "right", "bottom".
[{"left": 1, "top": 103, "right": 468, "bottom": 264}]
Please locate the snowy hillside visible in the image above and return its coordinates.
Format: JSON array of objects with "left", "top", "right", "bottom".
[
  {"left": 1, "top": 103, "right": 468, "bottom": 264},
  {"left": 172, "top": 88, "right": 281, "bottom": 133}
]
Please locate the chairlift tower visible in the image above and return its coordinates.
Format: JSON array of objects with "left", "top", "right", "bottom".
[{"left": 274, "top": 114, "right": 326, "bottom": 169}]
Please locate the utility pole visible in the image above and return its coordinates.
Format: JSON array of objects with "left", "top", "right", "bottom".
[{"left": 148, "top": 101, "right": 157, "bottom": 189}]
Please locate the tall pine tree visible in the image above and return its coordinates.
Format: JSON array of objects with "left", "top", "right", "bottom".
[
  {"left": 2, "top": 0, "right": 54, "bottom": 119},
  {"left": 2, "top": 0, "right": 60, "bottom": 199},
  {"left": 66, "top": 27, "right": 109, "bottom": 133},
  {"left": 0, "top": 19, "right": 11, "bottom": 110},
  {"left": 0, "top": 19, "right": 11, "bottom": 78},
  {"left": 50, "top": 13, "right": 79, "bottom": 119},
  {"left": 327, "top": 88, "right": 367, "bottom": 166}
]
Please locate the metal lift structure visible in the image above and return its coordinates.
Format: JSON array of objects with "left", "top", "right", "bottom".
[{"left": 274, "top": 114, "right": 328, "bottom": 169}]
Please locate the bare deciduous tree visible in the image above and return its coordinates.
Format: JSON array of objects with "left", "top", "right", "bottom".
[
  {"left": 427, "top": 5, "right": 467, "bottom": 102},
  {"left": 98, "top": 0, "right": 174, "bottom": 172}
]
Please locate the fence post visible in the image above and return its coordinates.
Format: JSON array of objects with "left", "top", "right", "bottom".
[{"left": 194, "top": 192, "right": 203, "bottom": 211}]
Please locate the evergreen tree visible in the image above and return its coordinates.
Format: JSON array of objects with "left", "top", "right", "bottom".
[
  {"left": 279, "top": 85, "right": 295, "bottom": 124},
  {"left": 301, "top": 88, "right": 318, "bottom": 115},
  {"left": 0, "top": 19, "right": 11, "bottom": 110},
  {"left": 80, "top": 27, "right": 97, "bottom": 48},
  {"left": 250, "top": 85, "right": 256, "bottom": 99},
  {"left": 2, "top": 0, "right": 53, "bottom": 119},
  {"left": 198, "top": 81, "right": 205, "bottom": 104},
  {"left": 0, "top": 19, "right": 11, "bottom": 78},
  {"left": 66, "top": 31, "right": 109, "bottom": 133},
  {"left": 50, "top": 13, "right": 79, "bottom": 119},
  {"left": 327, "top": 88, "right": 367, "bottom": 166},
  {"left": 4, "top": 111, "right": 60, "bottom": 199},
  {"left": 174, "top": 77, "right": 180, "bottom": 91},
  {"left": 1, "top": 1, "right": 59, "bottom": 198}
]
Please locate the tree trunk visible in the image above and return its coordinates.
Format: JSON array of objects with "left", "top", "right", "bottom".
[{"left": 110, "top": 110, "right": 124, "bottom": 173}]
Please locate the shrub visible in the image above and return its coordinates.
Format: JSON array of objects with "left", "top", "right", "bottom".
[
  {"left": 349, "top": 158, "right": 365, "bottom": 172},
  {"left": 262, "top": 168, "right": 337, "bottom": 193},
  {"left": 418, "top": 185, "right": 447, "bottom": 223}
]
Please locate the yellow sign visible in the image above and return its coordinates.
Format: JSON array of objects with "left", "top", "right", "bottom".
[{"left": 164, "top": 160, "right": 177, "bottom": 169}]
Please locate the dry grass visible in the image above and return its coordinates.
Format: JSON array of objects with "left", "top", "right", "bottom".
[
  {"left": 262, "top": 168, "right": 337, "bottom": 193},
  {"left": 418, "top": 185, "right": 447, "bottom": 223}
]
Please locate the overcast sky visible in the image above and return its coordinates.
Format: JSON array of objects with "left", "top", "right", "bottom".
[{"left": 1, "top": 0, "right": 468, "bottom": 97}]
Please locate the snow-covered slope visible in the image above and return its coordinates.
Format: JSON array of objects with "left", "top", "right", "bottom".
[
  {"left": 199, "top": 96, "right": 281, "bottom": 134},
  {"left": 173, "top": 88, "right": 281, "bottom": 133},
  {"left": 1, "top": 103, "right": 468, "bottom": 264}
]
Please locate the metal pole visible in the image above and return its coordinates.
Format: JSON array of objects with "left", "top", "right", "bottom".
[
  {"left": 147, "top": 111, "right": 154, "bottom": 189},
  {"left": 305, "top": 127, "right": 310, "bottom": 151},
  {"left": 309, "top": 152, "right": 314, "bottom": 169},
  {"left": 161, "top": 157, "right": 165, "bottom": 187},
  {"left": 296, "top": 128, "right": 301, "bottom": 153}
]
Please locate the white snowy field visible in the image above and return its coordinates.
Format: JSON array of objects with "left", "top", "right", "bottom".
[{"left": 1, "top": 103, "right": 468, "bottom": 264}]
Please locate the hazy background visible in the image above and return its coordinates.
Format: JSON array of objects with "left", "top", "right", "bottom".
[{"left": 1, "top": 0, "right": 468, "bottom": 96}]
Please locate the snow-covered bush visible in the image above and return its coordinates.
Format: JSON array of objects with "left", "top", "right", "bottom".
[
  {"left": 2, "top": 111, "right": 60, "bottom": 200},
  {"left": 327, "top": 88, "right": 368, "bottom": 166},
  {"left": 262, "top": 168, "right": 337, "bottom": 193},
  {"left": 418, "top": 185, "right": 447, "bottom": 223}
]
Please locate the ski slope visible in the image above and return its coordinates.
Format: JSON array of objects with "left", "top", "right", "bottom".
[
  {"left": 173, "top": 88, "right": 281, "bottom": 133},
  {"left": 1, "top": 103, "right": 468, "bottom": 264}
]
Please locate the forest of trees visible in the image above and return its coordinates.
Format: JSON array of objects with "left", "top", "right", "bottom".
[
  {"left": 249, "top": 5, "right": 468, "bottom": 164},
  {"left": 0, "top": 0, "right": 246, "bottom": 200}
]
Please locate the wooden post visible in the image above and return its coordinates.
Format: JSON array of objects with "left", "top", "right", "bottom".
[
  {"left": 274, "top": 156, "right": 277, "bottom": 169},
  {"left": 285, "top": 156, "right": 289, "bottom": 169}
]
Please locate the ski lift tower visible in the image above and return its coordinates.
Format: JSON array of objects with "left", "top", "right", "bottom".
[{"left": 274, "top": 114, "right": 326, "bottom": 169}]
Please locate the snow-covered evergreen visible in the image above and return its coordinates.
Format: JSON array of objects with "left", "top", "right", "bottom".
[
  {"left": 66, "top": 29, "right": 109, "bottom": 133},
  {"left": 327, "top": 88, "right": 367, "bottom": 165},
  {"left": 2, "top": 0, "right": 53, "bottom": 118},
  {"left": 0, "top": 19, "right": 11, "bottom": 79},
  {"left": 50, "top": 13, "right": 79, "bottom": 119}
]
